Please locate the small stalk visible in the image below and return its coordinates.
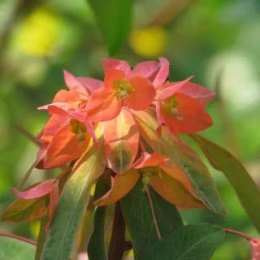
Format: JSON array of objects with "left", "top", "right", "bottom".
[
  {"left": 145, "top": 186, "right": 162, "bottom": 240},
  {"left": 0, "top": 232, "right": 37, "bottom": 246}
]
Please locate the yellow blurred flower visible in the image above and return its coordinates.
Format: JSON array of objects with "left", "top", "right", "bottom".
[
  {"left": 12, "top": 7, "right": 63, "bottom": 57},
  {"left": 130, "top": 26, "right": 167, "bottom": 57}
]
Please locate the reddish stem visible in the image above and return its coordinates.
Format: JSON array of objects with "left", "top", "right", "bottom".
[
  {"left": 224, "top": 229, "right": 252, "bottom": 241},
  {"left": 108, "top": 202, "right": 126, "bottom": 260},
  {"left": 0, "top": 232, "right": 37, "bottom": 246}
]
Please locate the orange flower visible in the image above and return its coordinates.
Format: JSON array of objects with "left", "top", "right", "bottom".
[
  {"left": 156, "top": 78, "right": 215, "bottom": 134},
  {"left": 32, "top": 58, "right": 220, "bottom": 213},
  {"left": 86, "top": 59, "right": 158, "bottom": 122},
  {"left": 36, "top": 71, "right": 102, "bottom": 169}
]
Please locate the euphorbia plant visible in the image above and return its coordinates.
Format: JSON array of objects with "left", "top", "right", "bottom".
[{"left": 1, "top": 58, "right": 260, "bottom": 260}]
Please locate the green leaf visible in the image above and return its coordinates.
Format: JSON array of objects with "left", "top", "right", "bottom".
[
  {"left": 0, "top": 236, "right": 36, "bottom": 260},
  {"left": 191, "top": 134, "right": 260, "bottom": 233},
  {"left": 88, "top": 176, "right": 110, "bottom": 260},
  {"left": 41, "top": 141, "right": 105, "bottom": 260},
  {"left": 133, "top": 111, "right": 225, "bottom": 215},
  {"left": 1, "top": 197, "right": 48, "bottom": 222},
  {"left": 143, "top": 224, "right": 225, "bottom": 260},
  {"left": 121, "top": 181, "right": 183, "bottom": 260},
  {"left": 88, "top": 0, "right": 133, "bottom": 56}
]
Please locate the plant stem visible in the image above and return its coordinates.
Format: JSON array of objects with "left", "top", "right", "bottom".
[
  {"left": 224, "top": 229, "right": 252, "bottom": 241},
  {"left": 0, "top": 232, "right": 37, "bottom": 246},
  {"left": 108, "top": 201, "right": 126, "bottom": 260},
  {"left": 145, "top": 186, "right": 162, "bottom": 240},
  {"left": 14, "top": 124, "right": 40, "bottom": 146}
]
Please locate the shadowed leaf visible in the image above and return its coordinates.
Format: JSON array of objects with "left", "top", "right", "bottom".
[
  {"left": 121, "top": 181, "right": 183, "bottom": 260},
  {"left": 143, "top": 224, "right": 225, "bottom": 260},
  {"left": 191, "top": 134, "right": 260, "bottom": 233},
  {"left": 88, "top": 176, "right": 110, "bottom": 260}
]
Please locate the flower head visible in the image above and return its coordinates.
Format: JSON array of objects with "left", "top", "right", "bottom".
[{"left": 33, "top": 57, "right": 218, "bottom": 213}]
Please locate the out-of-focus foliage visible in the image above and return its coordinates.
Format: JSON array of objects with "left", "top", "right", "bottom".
[
  {"left": 0, "top": 236, "right": 36, "bottom": 259},
  {"left": 0, "top": 0, "right": 259, "bottom": 259}
]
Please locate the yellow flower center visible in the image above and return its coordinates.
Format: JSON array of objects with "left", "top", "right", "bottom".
[
  {"left": 70, "top": 119, "right": 86, "bottom": 141},
  {"left": 162, "top": 96, "right": 180, "bottom": 115},
  {"left": 114, "top": 78, "right": 132, "bottom": 99}
]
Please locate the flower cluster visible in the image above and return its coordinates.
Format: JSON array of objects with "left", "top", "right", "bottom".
[{"left": 20, "top": 58, "right": 216, "bottom": 211}]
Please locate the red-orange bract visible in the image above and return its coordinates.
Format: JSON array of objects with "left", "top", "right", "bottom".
[{"left": 7, "top": 58, "right": 217, "bottom": 225}]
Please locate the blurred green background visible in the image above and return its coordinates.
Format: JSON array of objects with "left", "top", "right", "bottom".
[{"left": 0, "top": 0, "right": 259, "bottom": 259}]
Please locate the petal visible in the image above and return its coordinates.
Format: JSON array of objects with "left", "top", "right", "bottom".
[
  {"left": 150, "top": 170, "right": 205, "bottom": 209},
  {"left": 153, "top": 57, "right": 170, "bottom": 87},
  {"left": 84, "top": 120, "right": 98, "bottom": 147},
  {"left": 63, "top": 70, "right": 87, "bottom": 93},
  {"left": 104, "top": 109, "right": 139, "bottom": 174},
  {"left": 77, "top": 77, "right": 103, "bottom": 94},
  {"left": 94, "top": 170, "right": 140, "bottom": 206},
  {"left": 35, "top": 144, "right": 48, "bottom": 169},
  {"left": 41, "top": 114, "right": 69, "bottom": 143},
  {"left": 52, "top": 89, "right": 86, "bottom": 103},
  {"left": 162, "top": 93, "right": 213, "bottom": 134},
  {"left": 177, "top": 82, "right": 216, "bottom": 106},
  {"left": 39, "top": 90, "right": 86, "bottom": 115},
  {"left": 44, "top": 124, "right": 89, "bottom": 168},
  {"left": 155, "top": 100, "right": 165, "bottom": 128},
  {"left": 133, "top": 152, "right": 168, "bottom": 169},
  {"left": 160, "top": 164, "right": 198, "bottom": 198},
  {"left": 67, "top": 109, "right": 87, "bottom": 122},
  {"left": 104, "top": 68, "right": 125, "bottom": 91},
  {"left": 47, "top": 182, "right": 59, "bottom": 228},
  {"left": 104, "top": 58, "right": 131, "bottom": 76},
  {"left": 158, "top": 77, "right": 193, "bottom": 100},
  {"left": 13, "top": 180, "right": 56, "bottom": 200},
  {"left": 132, "top": 61, "right": 160, "bottom": 80},
  {"left": 126, "top": 76, "right": 156, "bottom": 110},
  {"left": 39, "top": 103, "right": 77, "bottom": 116},
  {"left": 86, "top": 87, "right": 121, "bottom": 122}
]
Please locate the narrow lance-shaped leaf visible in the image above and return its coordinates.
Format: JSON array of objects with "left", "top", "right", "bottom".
[
  {"left": 88, "top": 175, "right": 110, "bottom": 260},
  {"left": 191, "top": 134, "right": 260, "bottom": 233},
  {"left": 133, "top": 111, "right": 225, "bottom": 215},
  {"left": 143, "top": 224, "right": 225, "bottom": 260},
  {"left": 41, "top": 139, "right": 105, "bottom": 260},
  {"left": 121, "top": 181, "right": 183, "bottom": 260},
  {"left": 88, "top": 0, "right": 133, "bottom": 56}
]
